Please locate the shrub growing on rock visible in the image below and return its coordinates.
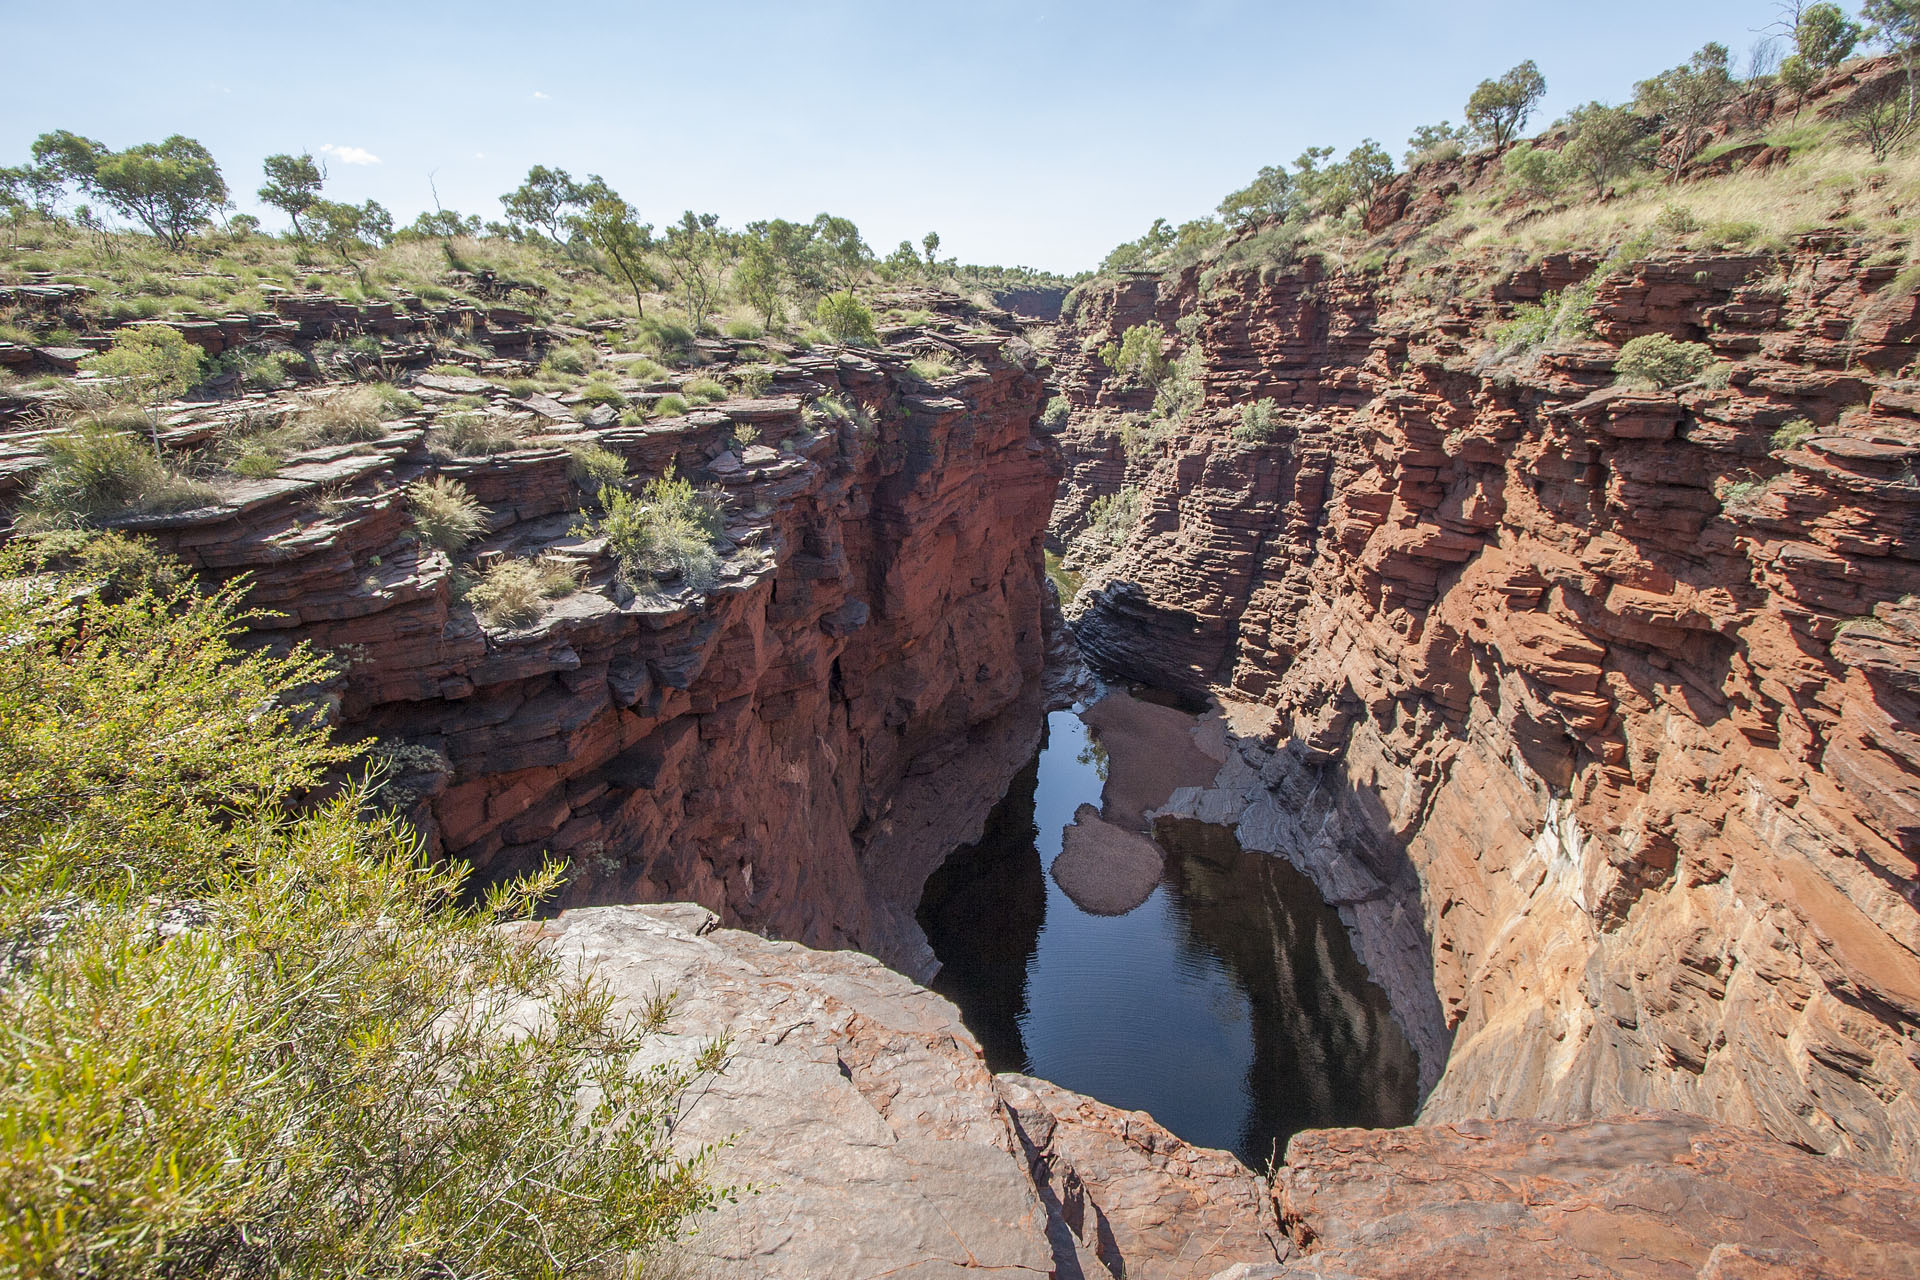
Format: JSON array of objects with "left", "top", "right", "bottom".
[
  {"left": 0, "top": 540, "right": 725, "bottom": 1274},
  {"left": 814, "top": 291, "right": 878, "bottom": 347},
  {"left": 567, "top": 443, "right": 629, "bottom": 491},
  {"left": 1614, "top": 333, "right": 1715, "bottom": 388},
  {"left": 1085, "top": 485, "right": 1144, "bottom": 548},
  {"left": 81, "top": 325, "right": 205, "bottom": 448},
  {"left": 24, "top": 419, "right": 215, "bottom": 528},
  {"left": 406, "top": 475, "right": 487, "bottom": 553},
  {"left": 1233, "top": 397, "right": 1281, "bottom": 443},
  {"left": 466, "top": 555, "right": 583, "bottom": 627},
  {"left": 1040, "top": 396, "right": 1071, "bottom": 431},
  {"left": 1098, "top": 323, "right": 1170, "bottom": 388},
  {"left": 590, "top": 466, "right": 726, "bottom": 592},
  {"left": 426, "top": 411, "right": 522, "bottom": 458}
]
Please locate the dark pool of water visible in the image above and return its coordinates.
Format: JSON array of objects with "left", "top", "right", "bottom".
[{"left": 917, "top": 707, "right": 1418, "bottom": 1168}]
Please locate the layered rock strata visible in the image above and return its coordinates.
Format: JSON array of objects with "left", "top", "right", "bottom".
[
  {"left": 4, "top": 311, "right": 1057, "bottom": 967},
  {"left": 1051, "top": 236, "right": 1920, "bottom": 1176}
]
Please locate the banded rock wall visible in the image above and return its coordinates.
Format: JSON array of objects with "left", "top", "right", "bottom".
[{"left": 1049, "top": 238, "right": 1920, "bottom": 1176}]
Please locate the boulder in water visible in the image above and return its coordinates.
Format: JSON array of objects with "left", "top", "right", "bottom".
[{"left": 1052, "top": 803, "right": 1165, "bottom": 915}]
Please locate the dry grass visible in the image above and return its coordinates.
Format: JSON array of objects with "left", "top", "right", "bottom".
[{"left": 464, "top": 555, "right": 583, "bottom": 628}]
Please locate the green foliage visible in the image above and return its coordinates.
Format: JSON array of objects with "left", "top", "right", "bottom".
[
  {"left": 1502, "top": 143, "right": 1568, "bottom": 198},
  {"left": 1233, "top": 397, "right": 1281, "bottom": 443},
  {"left": 1490, "top": 278, "right": 1600, "bottom": 356},
  {"left": 568, "top": 177, "right": 661, "bottom": 319},
  {"left": 1560, "top": 101, "right": 1654, "bottom": 195},
  {"left": 1614, "top": 332, "right": 1715, "bottom": 387},
  {"left": 258, "top": 152, "right": 323, "bottom": 237},
  {"left": 732, "top": 364, "right": 775, "bottom": 397},
  {"left": 650, "top": 392, "right": 690, "bottom": 418},
  {"left": 635, "top": 316, "right": 694, "bottom": 363},
  {"left": 215, "top": 345, "right": 302, "bottom": 391},
  {"left": 723, "top": 316, "right": 764, "bottom": 339},
  {"left": 1466, "top": 61, "right": 1548, "bottom": 149},
  {"left": 1635, "top": 43, "right": 1735, "bottom": 180},
  {"left": 82, "top": 325, "right": 205, "bottom": 435},
  {"left": 1098, "top": 322, "right": 1171, "bottom": 387},
  {"left": 466, "top": 555, "right": 582, "bottom": 628},
  {"left": 682, "top": 376, "right": 728, "bottom": 404},
  {"left": 0, "top": 544, "right": 724, "bottom": 1274},
  {"left": 908, "top": 355, "right": 957, "bottom": 382},
  {"left": 23, "top": 420, "right": 215, "bottom": 527},
  {"left": 1040, "top": 396, "right": 1071, "bottom": 431},
  {"left": 500, "top": 164, "right": 588, "bottom": 248},
  {"left": 1715, "top": 473, "right": 1775, "bottom": 512},
  {"left": 406, "top": 475, "right": 487, "bottom": 553},
  {"left": 1771, "top": 417, "right": 1817, "bottom": 449},
  {"left": 1405, "top": 121, "right": 1470, "bottom": 168},
  {"left": 567, "top": 444, "right": 629, "bottom": 492},
  {"left": 32, "top": 131, "right": 228, "bottom": 249},
  {"left": 578, "top": 379, "right": 627, "bottom": 408},
  {"left": 1797, "top": 3, "right": 1863, "bottom": 71},
  {"left": 814, "top": 290, "right": 878, "bottom": 346},
  {"left": 661, "top": 209, "right": 726, "bottom": 332},
  {"left": 427, "top": 412, "right": 522, "bottom": 458},
  {"left": 1084, "top": 486, "right": 1143, "bottom": 548},
  {"left": 293, "top": 385, "right": 397, "bottom": 444},
  {"left": 306, "top": 198, "right": 393, "bottom": 288},
  {"left": 589, "top": 467, "right": 726, "bottom": 592}
]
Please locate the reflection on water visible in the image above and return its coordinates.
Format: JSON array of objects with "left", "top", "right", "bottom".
[{"left": 917, "top": 707, "right": 1418, "bottom": 1167}]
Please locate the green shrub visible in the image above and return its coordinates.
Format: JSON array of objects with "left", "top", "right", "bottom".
[
  {"left": 1098, "top": 323, "right": 1170, "bottom": 387},
  {"left": 1614, "top": 333, "right": 1714, "bottom": 389},
  {"left": 1085, "top": 486, "right": 1144, "bottom": 547},
  {"left": 24, "top": 421, "right": 216, "bottom": 527},
  {"left": 682, "top": 377, "right": 728, "bottom": 405},
  {"left": 814, "top": 291, "right": 878, "bottom": 346},
  {"left": 216, "top": 346, "right": 302, "bottom": 391},
  {"left": 541, "top": 342, "right": 596, "bottom": 377},
  {"left": 1502, "top": 143, "right": 1567, "bottom": 198},
  {"left": 0, "top": 544, "right": 725, "bottom": 1274},
  {"left": 465, "top": 555, "right": 582, "bottom": 628},
  {"left": 366, "top": 382, "right": 421, "bottom": 415},
  {"left": 1715, "top": 474, "right": 1774, "bottom": 513},
  {"left": 650, "top": 392, "right": 691, "bottom": 418},
  {"left": 589, "top": 467, "right": 726, "bottom": 591},
  {"left": 1040, "top": 396, "right": 1071, "bottom": 431},
  {"left": 578, "top": 379, "right": 627, "bottom": 408},
  {"left": 722, "top": 317, "right": 764, "bottom": 339},
  {"left": 567, "top": 443, "right": 629, "bottom": 491},
  {"left": 908, "top": 355, "right": 957, "bottom": 382},
  {"left": 732, "top": 365, "right": 775, "bottom": 398},
  {"left": 1233, "top": 397, "right": 1281, "bottom": 443},
  {"left": 81, "top": 326, "right": 206, "bottom": 437},
  {"left": 406, "top": 475, "right": 487, "bottom": 553},
  {"left": 294, "top": 385, "right": 394, "bottom": 444},
  {"left": 623, "top": 356, "right": 669, "bottom": 384},
  {"left": 1771, "top": 418, "right": 1816, "bottom": 450},
  {"left": 635, "top": 317, "right": 694, "bottom": 362},
  {"left": 426, "top": 411, "right": 522, "bottom": 458}
]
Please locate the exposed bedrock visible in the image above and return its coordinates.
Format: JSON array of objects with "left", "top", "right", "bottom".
[
  {"left": 1050, "top": 239, "right": 1920, "bottom": 1176},
  {"left": 102, "top": 320, "right": 1058, "bottom": 970}
]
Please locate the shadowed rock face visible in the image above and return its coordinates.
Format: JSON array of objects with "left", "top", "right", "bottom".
[{"left": 1049, "top": 236, "right": 1920, "bottom": 1177}]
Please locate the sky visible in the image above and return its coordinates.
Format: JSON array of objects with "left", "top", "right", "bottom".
[{"left": 0, "top": 0, "right": 1852, "bottom": 275}]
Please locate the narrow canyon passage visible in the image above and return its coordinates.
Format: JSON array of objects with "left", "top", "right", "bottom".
[{"left": 917, "top": 694, "right": 1419, "bottom": 1166}]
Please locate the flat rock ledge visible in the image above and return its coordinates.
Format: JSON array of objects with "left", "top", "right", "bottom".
[{"left": 540, "top": 905, "right": 1920, "bottom": 1280}]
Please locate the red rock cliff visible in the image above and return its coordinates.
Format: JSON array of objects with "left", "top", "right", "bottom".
[
  {"left": 93, "top": 319, "right": 1057, "bottom": 972},
  {"left": 1049, "top": 238, "right": 1920, "bottom": 1176}
]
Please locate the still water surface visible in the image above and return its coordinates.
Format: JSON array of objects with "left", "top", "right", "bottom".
[{"left": 917, "top": 707, "right": 1418, "bottom": 1167}]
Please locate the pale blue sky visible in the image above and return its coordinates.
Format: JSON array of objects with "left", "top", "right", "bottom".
[{"left": 0, "top": 1, "right": 1854, "bottom": 273}]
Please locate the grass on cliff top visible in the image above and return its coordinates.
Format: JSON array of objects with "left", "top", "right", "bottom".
[{"left": 0, "top": 533, "right": 727, "bottom": 1276}]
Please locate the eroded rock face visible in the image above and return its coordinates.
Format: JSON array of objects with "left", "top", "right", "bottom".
[
  {"left": 1051, "top": 236, "right": 1920, "bottom": 1176},
  {"left": 36, "top": 315, "right": 1059, "bottom": 970}
]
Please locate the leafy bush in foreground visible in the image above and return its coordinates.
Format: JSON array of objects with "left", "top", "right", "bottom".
[{"left": 0, "top": 539, "right": 724, "bottom": 1276}]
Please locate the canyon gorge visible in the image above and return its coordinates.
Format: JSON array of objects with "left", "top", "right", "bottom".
[{"left": 6, "top": 56, "right": 1920, "bottom": 1279}]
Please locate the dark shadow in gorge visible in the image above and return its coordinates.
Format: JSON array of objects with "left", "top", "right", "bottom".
[
  {"left": 1156, "top": 816, "right": 1421, "bottom": 1164},
  {"left": 916, "top": 749, "right": 1046, "bottom": 1071}
]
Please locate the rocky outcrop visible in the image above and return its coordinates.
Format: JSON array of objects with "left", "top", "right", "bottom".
[
  {"left": 3, "top": 308, "right": 1059, "bottom": 970},
  {"left": 1268, "top": 1113, "right": 1920, "bottom": 1279},
  {"left": 1051, "top": 235, "right": 1920, "bottom": 1176},
  {"left": 540, "top": 904, "right": 1920, "bottom": 1280},
  {"left": 537, "top": 903, "right": 1287, "bottom": 1280}
]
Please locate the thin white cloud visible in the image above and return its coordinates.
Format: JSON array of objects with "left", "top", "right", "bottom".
[
  {"left": 474, "top": 151, "right": 487, "bottom": 160},
  {"left": 319, "top": 143, "right": 381, "bottom": 166},
  {"left": 530, "top": 90, "right": 550, "bottom": 101}
]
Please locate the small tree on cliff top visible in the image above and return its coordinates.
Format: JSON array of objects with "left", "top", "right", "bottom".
[{"left": 1466, "top": 61, "right": 1548, "bottom": 150}]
